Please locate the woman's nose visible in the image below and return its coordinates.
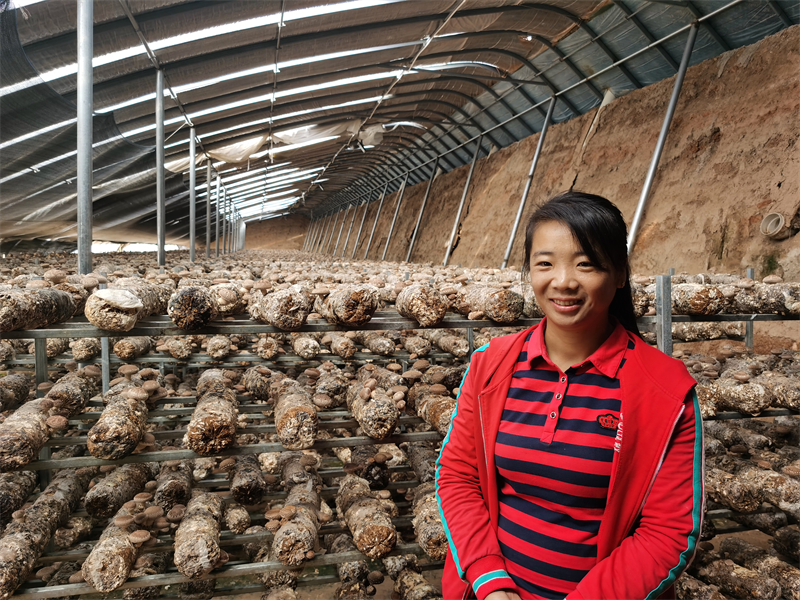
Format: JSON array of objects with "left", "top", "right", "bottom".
[{"left": 552, "top": 266, "right": 577, "bottom": 289}]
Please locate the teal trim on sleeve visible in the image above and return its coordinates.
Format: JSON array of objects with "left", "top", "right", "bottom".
[
  {"left": 473, "top": 570, "right": 513, "bottom": 595},
  {"left": 644, "top": 389, "right": 703, "bottom": 600},
  {"left": 434, "top": 342, "right": 490, "bottom": 579}
]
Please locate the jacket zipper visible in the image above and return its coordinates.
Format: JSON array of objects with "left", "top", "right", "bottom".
[{"left": 638, "top": 404, "right": 686, "bottom": 514}]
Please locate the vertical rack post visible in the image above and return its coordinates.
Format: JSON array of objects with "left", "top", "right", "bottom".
[
  {"left": 205, "top": 163, "right": 211, "bottom": 259},
  {"left": 325, "top": 210, "right": 341, "bottom": 254},
  {"left": 189, "top": 128, "right": 196, "bottom": 263},
  {"left": 156, "top": 69, "right": 166, "bottom": 268},
  {"left": 407, "top": 157, "right": 438, "bottom": 262},
  {"left": 76, "top": 0, "right": 93, "bottom": 275},
  {"left": 655, "top": 274, "right": 673, "bottom": 356},
  {"left": 316, "top": 213, "right": 331, "bottom": 253},
  {"left": 352, "top": 195, "right": 371, "bottom": 259},
  {"left": 35, "top": 337, "right": 50, "bottom": 489},
  {"left": 99, "top": 276, "right": 110, "bottom": 394},
  {"left": 365, "top": 182, "right": 389, "bottom": 259},
  {"left": 383, "top": 172, "right": 410, "bottom": 261},
  {"left": 745, "top": 267, "right": 754, "bottom": 350},
  {"left": 221, "top": 191, "right": 227, "bottom": 255},
  {"left": 333, "top": 205, "right": 350, "bottom": 255},
  {"left": 444, "top": 135, "right": 483, "bottom": 266},
  {"left": 215, "top": 177, "right": 221, "bottom": 257},
  {"left": 501, "top": 96, "right": 556, "bottom": 269}
]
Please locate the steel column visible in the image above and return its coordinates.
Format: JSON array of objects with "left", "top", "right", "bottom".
[
  {"left": 365, "top": 183, "right": 389, "bottom": 260},
  {"left": 352, "top": 197, "right": 371, "bottom": 259},
  {"left": 655, "top": 274, "right": 673, "bottom": 356},
  {"left": 156, "top": 69, "right": 166, "bottom": 267},
  {"left": 316, "top": 214, "right": 332, "bottom": 253},
  {"left": 205, "top": 163, "right": 211, "bottom": 259},
  {"left": 628, "top": 24, "right": 698, "bottom": 251},
  {"left": 745, "top": 267, "right": 755, "bottom": 350},
  {"left": 407, "top": 158, "right": 439, "bottom": 263},
  {"left": 333, "top": 205, "right": 350, "bottom": 255},
  {"left": 189, "top": 129, "right": 196, "bottom": 262},
  {"left": 383, "top": 172, "right": 410, "bottom": 261},
  {"left": 222, "top": 192, "right": 227, "bottom": 254},
  {"left": 215, "top": 177, "right": 221, "bottom": 256},
  {"left": 444, "top": 135, "right": 483, "bottom": 266},
  {"left": 501, "top": 96, "right": 556, "bottom": 269},
  {"left": 325, "top": 211, "right": 341, "bottom": 254},
  {"left": 76, "top": 0, "right": 93, "bottom": 275},
  {"left": 342, "top": 201, "right": 359, "bottom": 257},
  {"left": 308, "top": 218, "right": 320, "bottom": 252}
]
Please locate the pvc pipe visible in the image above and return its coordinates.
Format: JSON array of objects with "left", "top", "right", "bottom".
[
  {"left": 407, "top": 157, "right": 439, "bottom": 263},
  {"left": 501, "top": 96, "right": 556, "bottom": 269},
  {"left": 383, "top": 172, "right": 410, "bottom": 261},
  {"left": 76, "top": 0, "right": 93, "bottom": 275},
  {"left": 333, "top": 205, "right": 350, "bottom": 255},
  {"left": 205, "top": 163, "right": 211, "bottom": 258},
  {"left": 156, "top": 69, "right": 166, "bottom": 267},
  {"left": 443, "top": 135, "right": 483, "bottom": 266},
  {"left": 364, "top": 182, "right": 389, "bottom": 259},
  {"left": 189, "top": 129, "right": 196, "bottom": 263},
  {"left": 628, "top": 23, "right": 698, "bottom": 251}
]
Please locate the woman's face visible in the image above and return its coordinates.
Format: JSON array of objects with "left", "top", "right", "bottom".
[{"left": 528, "top": 220, "right": 624, "bottom": 335}]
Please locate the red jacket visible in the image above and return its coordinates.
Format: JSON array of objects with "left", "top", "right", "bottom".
[{"left": 435, "top": 324, "right": 703, "bottom": 600}]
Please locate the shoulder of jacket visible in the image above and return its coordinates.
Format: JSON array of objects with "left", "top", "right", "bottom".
[{"left": 627, "top": 337, "right": 696, "bottom": 402}]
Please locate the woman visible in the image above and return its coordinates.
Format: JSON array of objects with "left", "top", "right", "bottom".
[{"left": 436, "top": 192, "right": 703, "bottom": 600}]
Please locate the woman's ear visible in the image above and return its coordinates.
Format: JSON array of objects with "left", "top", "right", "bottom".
[{"left": 617, "top": 270, "right": 628, "bottom": 289}]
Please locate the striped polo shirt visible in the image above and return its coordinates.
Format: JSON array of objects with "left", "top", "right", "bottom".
[{"left": 495, "top": 319, "right": 633, "bottom": 600}]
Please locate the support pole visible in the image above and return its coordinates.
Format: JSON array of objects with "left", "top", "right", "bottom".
[
  {"left": 628, "top": 23, "right": 698, "bottom": 251},
  {"left": 383, "top": 172, "right": 410, "bottom": 261},
  {"left": 221, "top": 192, "right": 227, "bottom": 255},
  {"left": 352, "top": 197, "right": 371, "bottom": 259},
  {"left": 333, "top": 205, "right": 350, "bottom": 255},
  {"left": 325, "top": 210, "right": 341, "bottom": 254},
  {"left": 364, "top": 182, "right": 389, "bottom": 260},
  {"left": 655, "top": 274, "right": 673, "bottom": 356},
  {"left": 156, "top": 69, "right": 166, "bottom": 267},
  {"left": 205, "top": 163, "right": 211, "bottom": 259},
  {"left": 306, "top": 218, "right": 318, "bottom": 252},
  {"left": 745, "top": 267, "right": 755, "bottom": 350},
  {"left": 501, "top": 96, "right": 556, "bottom": 269},
  {"left": 189, "top": 128, "right": 196, "bottom": 263},
  {"left": 342, "top": 201, "right": 359, "bottom": 257},
  {"left": 316, "top": 214, "right": 332, "bottom": 253},
  {"left": 215, "top": 177, "right": 221, "bottom": 257},
  {"left": 302, "top": 220, "right": 313, "bottom": 251},
  {"left": 76, "top": 0, "right": 93, "bottom": 275},
  {"left": 407, "top": 157, "right": 439, "bottom": 262},
  {"left": 444, "top": 135, "right": 483, "bottom": 266}
]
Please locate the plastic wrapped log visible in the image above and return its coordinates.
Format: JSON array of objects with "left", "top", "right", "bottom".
[
  {"left": 225, "top": 500, "right": 251, "bottom": 534},
  {"left": 180, "top": 579, "right": 216, "bottom": 600},
  {"left": 0, "top": 398, "right": 52, "bottom": 471},
  {"left": 335, "top": 445, "right": 390, "bottom": 489},
  {"left": 759, "top": 373, "right": 800, "bottom": 410},
  {"left": 123, "top": 551, "right": 167, "bottom": 600},
  {"left": 195, "top": 368, "right": 227, "bottom": 397},
  {"left": 0, "top": 466, "right": 95, "bottom": 600},
  {"left": 253, "top": 336, "right": 280, "bottom": 360},
  {"left": 772, "top": 525, "right": 800, "bottom": 560},
  {"left": 695, "top": 384, "right": 719, "bottom": 418},
  {"left": 412, "top": 480, "right": 447, "bottom": 560},
  {"left": 322, "top": 332, "right": 357, "bottom": 359},
  {"left": 71, "top": 337, "right": 101, "bottom": 362},
  {"left": 241, "top": 366, "right": 273, "bottom": 402},
  {"left": 0, "top": 471, "right": 37, "bottom": 524},
  {"left": 0, "top": 288, "right": 76, "bottom": 332},
  {"left": 273, "top": 461, "right": 323, "bottom": 566},
  {"left": 358, "top": 363, "right": 406, "bottom": 390},
  {"left": 44, "top": 561, "right": 81, "bottom": 600},
  {"left": 230, "top": 454, "right": 268, "bottom": 505},
  {"left": 157, "top": 336, "right": 192, "bottom": 359},
  {"left": 84, "top": 462, "right": 156, "bottom": 519},
  {"left": 670, "top": 284, "right": 726, "bottom": 316},
  {"left": 28, "top": 337, "right": 70, "bottom": 358},
  {"left": 315, "top": 285, "right": 379, "bottom": 327},
  {"left": 154, "top": 459, "right": 194, "bottom": 511},
  {"left": 47, "top": 367, "right": 100, "bottom": 416},
  {"left": 210, "top": 283, "right": 247, "bottom": 316},
  {"left": 168, "top": 286, "right": 219, "bottom": 330},
  {"left": 417, "top": 392, "right": 457, "bottom": 436},
  {"left": 274, "top": 379, "right": 317, "bottom": 450},
  {"left": 703, "top": 421, "right": 771, "bottom": 449},
  {"left": 336, "top": 474, "right": 398, "bottom": 559},
  {"left": 383, "top": 553, "right": 440, "bottom": 600},
  {"left": 715, "top": 379, "right": 772, "bottom": 416},
  {"left": 86, "top": 388, "right": 149, "bottom": 460},
  {"left": 692, "top": 552, "right": 780, "bottom": 600},
  {"left": 346, "top": 380, "right": 399, "bottom": 440},
  {"left": 53, "top": 282, "right": 89, "bottom": 314},
  {"left": 454, "top": 285, "right": 523, "bottom": 323},
  {"left": 719, "top": 536, "right": 800, "bottom": 600},
  {"left": 675, "top": 573, "right": 726, "bottom": 600},
  {"left": 395, "top": 284, "right": 448, "bottom": 327},
  {"left": 731, "top": 505, "right": 788, "bottom": 536},
  {"left": 81, "top": 503, "right": 142, "bottom": 592},
  {"left": 205, "top": 335, "right": 232, "bottom": 360},
  {"left": 111, "top": 278, "right": 167, "bottom": 316},
  {"left": 184, "top": 379, "right": 239, "bottom": 456},
  {"left": 53, "top": 516, "right": 93, "bottom": 549},
  {"left": 0, "top": 341, "right": 14, "bottom": 363},
  {"left": 174, "top": 492, "right": 225, "bottom": 579},
  {"left": 291, "top": 333, "right": 320, "bottom": 359},
  {"left": 0, "top": 374, "right": 30, "bottom": 412},
  {"left": 510, "top": 284, "right": 543, "bottom": 318},
  {"left": 421, "top": 365, "right": 466, "bottom": 390},
  {"left": 705, "top": 467, "right": 761, "bottom": 513},
  {"left": 84, "top": 289, "right": 144, "bottom": 331},
  {"left": 350, "top": 331, "right": 394, "bottom": 355},
  {"left": 402, "top": 335, "right": 431, "bottom": 357},
  {"left": 314, "top": 366, "right": 349, "bottom": 408},
  {"left": 421, "top": 329, "right": 469, "bottom": 358},
  {"left": 242, "top": 525, "right": 302, "bottom": 592},
  {"left": 327, "top": 532, "right": 368, "bottom": 584},
  {"left": 248, "top": 286, "right": 313, "bottom": 330},
  {"left": 405, "top": 442, "right": 437, "bottom": 484},
  {"left": 733, "top": 282, "right": 796, "bottom": 315}
]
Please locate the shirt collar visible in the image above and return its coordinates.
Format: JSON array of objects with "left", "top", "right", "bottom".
[{"left": 527, "top": 316, "right": 631, "bottom": 378}]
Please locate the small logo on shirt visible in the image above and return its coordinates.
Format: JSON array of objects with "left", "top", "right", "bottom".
[
  {"left": 597, "top": 413, "right": 620, "bottom": 430},
  {"left": 614, "top": 413, "right": 623, "bottom": 452}
]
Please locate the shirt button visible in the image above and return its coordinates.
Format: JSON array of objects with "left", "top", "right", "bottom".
[
  {"left": 549, "top": 412, "right": 557, "bottom": 419},
  {"left": 560, "top": 376, "right": 566, "bottom": 383},
  {"left": 555, "top": 393, "right": 562, "bottom": 399}
]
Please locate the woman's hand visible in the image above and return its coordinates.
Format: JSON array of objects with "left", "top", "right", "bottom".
[{"left": 485, "top": 590, "right": 522, "bottom": 600}]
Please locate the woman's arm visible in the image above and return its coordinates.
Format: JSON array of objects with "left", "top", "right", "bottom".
[
  {"left": 567, "top": 390, "right": 704, "bottom": 600},
  {"left": 436, "top": 352, "right": 517, "bottom": 600}
]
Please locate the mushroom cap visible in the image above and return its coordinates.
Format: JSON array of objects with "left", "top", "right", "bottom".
[
  {"left": 81, "top": 365, "right": 101, "bottom": 378},
  {"left": 412, "top": 359, "right": 430, "bottom": 371},
  {"left": 44, "top": 269, "right": 67, "bottom": 283},
  {"left": 46, "top": 416, "right": 69, "bottom": 430},
  {"left": 133, "top": 492, "right": 153, "bottom": 503},
  {"left": 166, "top": 505, "right": 186, "bottom": 523},
  {"left": 123, "top": 387, "right": 150, "bottom": 402},
  {"left": 37, "top": 382, "right": 54, "bottom": 392},
  {"left": 265, "top": 519, "right": 281, "bottom": 532},
  {"left": 144, "top": 506, "right": 164, "bottom": 520},
  {"left": 119, "top": 364, "right": 139, "bottom": 377},
  {"left": 429, "top": 384, "right": 448, "bottom": 395},
  {"left": 367, "top": 571, "right": 385, "bottom": 585},
  {"left": 114, "top": 515, "right": 135, "bottom": 529},
  {"left": 386, "top": 363, "right": 402, "bottom": 372},
  {"left": 401, "top": 370, "right": 422, "bottom": 380},
  {"left": 68, "top": 572, "right": 85, "bottom": 584},
  {"left": 128, "top": 530, "right": 151, "bottom": 544},
  {"left": 142, "top": 380, "right": 160, "bottom": 394}
]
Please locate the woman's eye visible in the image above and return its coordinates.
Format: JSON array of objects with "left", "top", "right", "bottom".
[
  {"left": 577, "top": 261, "right": 594, "bottom": 268},
  {"left": 535, "top": 261, "right": 551, "bottom": 267}
]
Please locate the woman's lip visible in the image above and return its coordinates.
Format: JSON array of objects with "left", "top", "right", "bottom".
[{"left": 549, "top": 298, "right": 582, "bottom": 313}]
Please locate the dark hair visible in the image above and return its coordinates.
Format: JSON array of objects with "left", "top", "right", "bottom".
[{"left": 521, "top": 191, "right": 641, "bottom": 337}]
